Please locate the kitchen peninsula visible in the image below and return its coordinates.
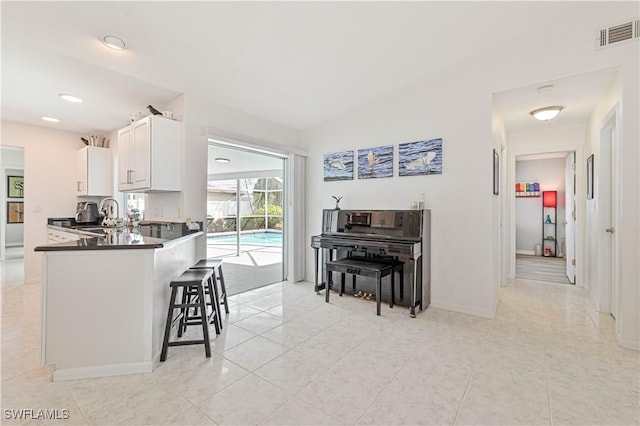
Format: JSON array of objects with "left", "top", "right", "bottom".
[{"left": 35, "top": 222, "right": 204, "bottom": 381}]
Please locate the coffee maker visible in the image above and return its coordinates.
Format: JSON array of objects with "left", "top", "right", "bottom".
[{"left": 76, "top": 202, "right": 99, "bottom": 223}]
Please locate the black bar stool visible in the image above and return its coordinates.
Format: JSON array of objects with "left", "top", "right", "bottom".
[
  {"left": 160, "top": 269, "right": 216, "bottom": 362},
  {"left": 190, "top": 259, "right": 229, "bottom": 316}
]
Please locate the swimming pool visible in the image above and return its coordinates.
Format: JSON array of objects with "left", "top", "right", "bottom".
[{"left": 207, "top": 231, "right": 282, "bottom": 246}]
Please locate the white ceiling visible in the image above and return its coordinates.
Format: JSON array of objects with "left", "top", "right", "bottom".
[
  {"left": 516, "top": 152, "right": 569, "bottom": 162},
  {"left": 208, "top": 145, "right": 283, "bottom": 178},
  {"left": 0, "top": 2, "right": 630, "bottom": 136},
  {"left": 493, "top": 67, "right": 619, "bottom": 134}
]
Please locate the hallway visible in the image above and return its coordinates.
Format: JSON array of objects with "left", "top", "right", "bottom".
[{"left": 516, "top": 254, "right": 571, "bottom": 284}]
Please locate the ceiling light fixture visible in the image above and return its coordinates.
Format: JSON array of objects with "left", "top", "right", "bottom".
[
  {"left": 530, "top": 106, "right": 563, "bottom": 121},
  {"left": 102, "top": 35, "right": 126, "bottom": 50},
  {"left": 41, "top": 116, "right": 60, "bottom": 123},
  {"left": 215, "top": 158, "right": 231, "bottom": 163},
  {"left": 59, "top": 93, "right": 83, "bottom": 103}
]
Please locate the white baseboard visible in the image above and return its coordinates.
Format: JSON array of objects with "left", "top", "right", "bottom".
[
  {"left": 52, "top": 361, "right": 153, "bottom": 381},
  {"left": 617, "top": 334, "right": 640, "bottom": 351},
  {"left": 430, "top": 299, "right": 495, "bottom": 319},
  {"left": 516, "top": 250, "right": 536, "bottom": 256}
]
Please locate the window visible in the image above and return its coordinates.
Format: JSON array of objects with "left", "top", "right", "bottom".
[{"left": 125, "top": 193, "right": 145, "bottom": 221}]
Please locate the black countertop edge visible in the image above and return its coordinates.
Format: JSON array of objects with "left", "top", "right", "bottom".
[
  {"left": 35, "top": 231, "right": 203, "bottom": 252},
  {"left": 35, "top": 242, "right": 164, "bottom": 252}
]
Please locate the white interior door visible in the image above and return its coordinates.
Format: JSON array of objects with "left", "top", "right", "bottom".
[
  {"left": 608, "top": 127, "right": 619, "bottom": 319},
  {"left": 565, "top": 152, "right": 576, "bottom": 283},
  {"left": 599, "top": 107, "right": 619, "bottom": 318}
]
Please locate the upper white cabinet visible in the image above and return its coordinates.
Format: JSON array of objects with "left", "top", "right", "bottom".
[
  {"left": 77, "top": 146, "right": 112, "bottom": 197},
  {"left": 117, "top": 115, "right": 183, "bottom": 192}
]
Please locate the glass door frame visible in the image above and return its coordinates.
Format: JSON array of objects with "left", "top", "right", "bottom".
[{"left": 208, "top": 139, "right": 288, "bottom": 282}]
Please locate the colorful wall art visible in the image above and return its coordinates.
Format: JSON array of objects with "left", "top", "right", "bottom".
[
  {"left": 323, "top": 150, "right": 354, "bottom": 181},
  {"left": 357, "top": 145, "right": 393, "bottom": 179},
  {"left": 398, "top": 138, "right": 442, "bottom": 176},
  {"left": 515, "top": 181, "right": 540, "bottom": 197}
]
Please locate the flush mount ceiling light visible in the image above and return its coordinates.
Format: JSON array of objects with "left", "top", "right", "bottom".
[
  {"left": 41, "top": 116, "right": 60, "bottom": 123},
  {"left": 215, "top": 158, "right": 231, "bottom": 163},
  {"left": 530, "top": 106, "right": 563, "bottom": 121},
  {"left": 102, "top": 35, "right": 126, "bottom": 50},
  {"left": 59, "top": 93, "right": 83, "bottom": 103}
]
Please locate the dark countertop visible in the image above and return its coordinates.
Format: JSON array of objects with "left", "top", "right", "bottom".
[{"left": 36, "top": 219, "right": 203, "bottom": 252}]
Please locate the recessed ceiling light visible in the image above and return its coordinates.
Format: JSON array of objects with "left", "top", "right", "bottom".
[
  {"left": 41, "top": 116, "right": 60, "bottom": 123},
  {"left": 59, "top": 93, "right": 83, "bottom": 103},
  {"left": 530, "top": 106, "right": 563, "bottom": 121},
  {"left": 102, "top": 35, "right": 126, "bottom": 50},
  {"left": 215, "top": 158, "right": 231, "bottom": 163}
]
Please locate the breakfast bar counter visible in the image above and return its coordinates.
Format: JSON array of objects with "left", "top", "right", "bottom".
[{"left": 35, "top": 225, "right": 205, "bottom": 381}]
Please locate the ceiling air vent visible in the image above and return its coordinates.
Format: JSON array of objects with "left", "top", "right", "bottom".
[{"left": 596, "top": 19, "right": 639, "bottom": 49}]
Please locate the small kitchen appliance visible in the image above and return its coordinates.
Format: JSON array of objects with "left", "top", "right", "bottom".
[{"left": 75, "top": 202, "right": 99, "bottom": 223}]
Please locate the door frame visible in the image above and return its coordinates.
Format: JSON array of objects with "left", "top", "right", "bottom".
[
  {"left": 507, "top": 145, "right": 585, "bottom": 287},
  {"left": 207, "top": 136, "right": 307, "bottom": 283},
  {"left": 597, "top": 103, "right": 621, "bottom": 317},
  {"left": 564, "top": 152, "right": 576, "bottom": 283},
  {"left": 1, "top": 163, "right": 25, "bottom": 261}
]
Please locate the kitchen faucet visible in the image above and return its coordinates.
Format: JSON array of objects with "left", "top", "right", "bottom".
[{"left": 99, "top": 198, "right": 120, "bottom": 220}]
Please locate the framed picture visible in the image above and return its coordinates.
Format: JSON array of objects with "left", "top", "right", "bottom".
[
  {"left": 323, "top": 150, "right": 354, "bottom": 181},
  {"left": 7, "top": 202, "right": 24, "bottom": 224},
  {"left": 7, "top": 175, "right": 24, "bottom": 198},
  {"left": 398, "top": 138, "right": 443, "bottom": 176},
  {"left": 587, "top": 154, "right": 594, "bottom": 200},
  {"left": 357, "top": 145, "right": 393, "bottom": 179},
  {"left": 493, "top": 149, "right": 499, "bottom": 195}
]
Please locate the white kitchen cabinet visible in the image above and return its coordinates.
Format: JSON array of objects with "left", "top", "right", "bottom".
[
  {"left": 117, "top": 115, "right": 182, "bottom": 192},
  {"left": 77, "top": 146, "right": 112, "bottom": 196}
]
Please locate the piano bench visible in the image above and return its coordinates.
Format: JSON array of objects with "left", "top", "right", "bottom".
[
  {"left": 325, "top": 258, "right": 394, "bottom": 316},
  {"left": 348, "top": 255, "right": 405, "bottom": 301}
]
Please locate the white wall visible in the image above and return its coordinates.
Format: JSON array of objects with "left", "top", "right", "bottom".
[
  {"left": 303, "top": 2, "right": 639, "bottom": 324},
  {"left": 139, "top": 94, "right": 301, "bottom": 222},
  {"left": 1, "top": 121, "right": 84, "bottom": 283},
  {"left": 586, "top": 63, "right": 639, "bottom": 350},
  {"left": 304, "top": 63, "right": 496, "bottom": 318},
  {"left": 515, "top": 158, "right": 566, "bottom": 255},
  {"left": 122, "top": 93, "right": 303, "bottom": 261},
  {"left": 181, "top": 94, "right": 303, "bottom": 263}
]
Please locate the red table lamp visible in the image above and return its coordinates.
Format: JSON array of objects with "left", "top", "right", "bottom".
[{"left": 543, "top": 191, "right": 557, "bottom": 207}]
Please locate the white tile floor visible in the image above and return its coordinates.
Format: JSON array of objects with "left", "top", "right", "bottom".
[{"left": 1, "top": 272, "right": 639, "bottom": 425}]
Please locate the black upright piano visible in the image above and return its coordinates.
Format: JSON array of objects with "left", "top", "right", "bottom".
[{"left": 311, "top": 209, "right": 430, "bottom": 317}]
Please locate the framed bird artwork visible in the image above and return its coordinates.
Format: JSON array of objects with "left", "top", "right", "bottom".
[
  {"left": 398, "top": 138, "right": 443, "bottom": 176},
  {"left": 357, "top": 145, "right": 393, "bottom": 179},
  {"left": 323, "top": 150, "right": 354, "bottom": 181}
]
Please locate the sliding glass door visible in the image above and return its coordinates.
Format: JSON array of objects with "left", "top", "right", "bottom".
[{"left": 207, "top": 144, "right": 285, "bottom": 293}]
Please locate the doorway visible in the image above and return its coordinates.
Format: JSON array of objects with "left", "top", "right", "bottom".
[
  {"left": 1, "top": 146, "right": 25, "bottom": 287},
  {"left": 514, "top": 152, "right": 575, "bottom": 284},
  {"left": 207, "top": 144, "right": 286, "bottom": 295}
]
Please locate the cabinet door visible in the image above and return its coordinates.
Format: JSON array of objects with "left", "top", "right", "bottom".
[
  {"left": 76, "top": 149, "right": 88, "bottom": 195},
  {"left": 130, "top": 118, "right": 151, "bottom": 190},
  {"left": 86, "top": 147, "right": 113, "bottom": 196},
  {"left": 118, "top": 126, "right": 132, "bottom": 190}
]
